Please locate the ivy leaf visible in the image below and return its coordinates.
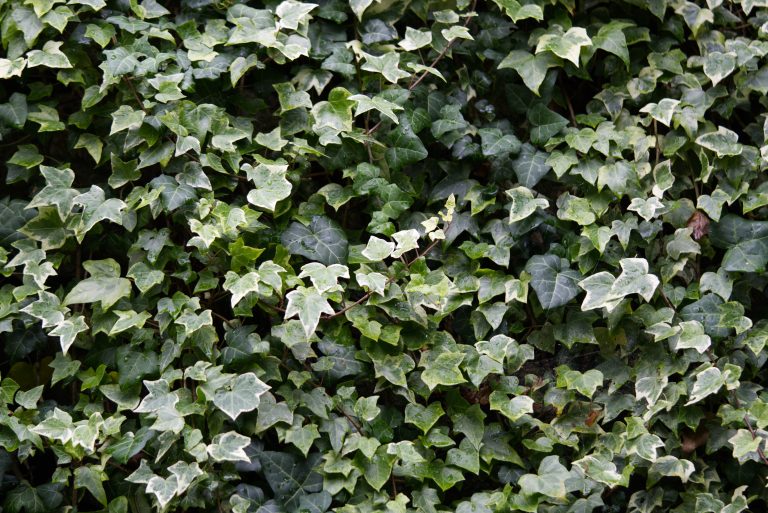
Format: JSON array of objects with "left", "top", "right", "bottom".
[
  {"left": 578, "top": 258, "right": 659, "bottom": 311},
  {"left": 512, "top": 143, "right": 551, "bottom": 188},
  {"left": 213, "top": 373, "right": 270, "bottom": 420},
  {"left": 525, "top": 254, "right": 582, "bottom": 309},
  {"left": 420, "top": 351, "right": 466, "bottom": 390},
  {"left": 282, "top": 216, "right": 349, "bottom": 265},
  {"left": 285, "top": 286, "right": 335, "bottom": 336},
  {"left": 208, "top": 431, "right": 251, "bottom": 462},
  {"left": 244, "top": 160, "right": 292, "bottom": 211},
  {"left": 535, "top": 27, "right": 592, "bottom": 66},
  {"left": 703, "top": 51, "right": 737, "bottom": 86},
  {"left": 498, "top": 50, "right": 560, "bottom": 95},
  {"left": 361, "top": 52, "right": 410, "bottom": 84},
  {"left": 507, "top": 186, "right": 549, "bottom": 224},
  {"left": 27, "top": 41, "right": 72, "bottom": 69},
  {"left": 350, "top": 94, "right": 403, "bottom": 124},
  {"left": 527, "top": 104, "right": 569, "bottom": 145},
  {"left": 63, "top": 259, "right": 131, "bottom": 309},
  {"left": 695, "top": 126, "right": 743, "bottom": 157}
]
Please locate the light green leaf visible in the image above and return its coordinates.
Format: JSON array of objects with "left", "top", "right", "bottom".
[{"left": 285, "top": 286, "right": 335, "bottom": 337}]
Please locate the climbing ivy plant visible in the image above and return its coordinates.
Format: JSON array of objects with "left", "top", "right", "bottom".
[{"left": 3, "top": 0, "right": 768, "bottom": 511}]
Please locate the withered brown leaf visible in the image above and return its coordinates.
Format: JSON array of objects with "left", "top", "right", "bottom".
[{"left": 687, "top": 211, "right": 710, "bottom": 240}]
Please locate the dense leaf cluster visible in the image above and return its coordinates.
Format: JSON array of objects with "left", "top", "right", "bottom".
[{"left": 2, "top": 0, "right": 768, "bottom": 511}]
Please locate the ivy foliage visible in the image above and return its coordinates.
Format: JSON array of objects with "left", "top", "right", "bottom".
[{"left": 3, "top": 0, "right": 768, "bottom": 511}]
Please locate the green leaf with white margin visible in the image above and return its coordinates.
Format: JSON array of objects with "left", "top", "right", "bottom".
[
  {"left": 26, "top": 165, "right": 77, "bottom": 220},
  {"left": 298, "top": 262, "right": 349, "bottom": 293},
  {"left": 557, "top": 367, "right": 604, "bottom": 398},
  {"left": 729, "top": 429, "right": 762, "bottom": 459},
  {"left": 589, "top": 20, "right": 631, "bottom": 67},
  {"left": 517, "top": 456, "right": 572, "bottom": 499},
  {"left": 110, "top": 105, "right": 145, "bottom": 135},
  {"left": 74, "top": 465, "right": 108, "bottom": 506},
  {"left": 703, "top": 51, "right": 737, "bottom": 86},
  {"left": 535, "top": 27, "right": 592, "bottom": 66},
  {"left": 207, "top": 431, "right": 251, "bottom": 462},
  {"left": 30, "top": 407, "right": 73, "bottom": 442},
  {"left": 282, "top": 215, "right": 349, "bottom": 265},
  {"left": 285, "top": 286, "right": 335, "bottom": 336},
  {"left": 350, "top": 0, "right": 374, "bottom": 20},
  {"left": 361, "top": 52, "right": 410, "bottom": 84},
  {"left": 50, "top": 315, "right": 88, "bottom": 354},
  {"left": 71, "top": 185, "right": 128, "bottom": 241},
  {"left": 695, "top": 126, "right": 743, "bottom": 157},
  {"left": 145, "top": 475, "right": 178, "bottom": 508},
  {"left": 512, "top": 143, "right": 551, "bottom": 188},
  {"left": 670, "top": 321, "right": 711, "bottom": 353},
  {"left": 391, "top": 229, "right": 420, "bottom": 258},
  {"left": 404, "top": 402, "right": 444, "bottom": 433},
  {"left": 639, "top": 98, "right": 679, "bottom": 127},
  {"left": 362, "top": 236, "right": 395, "bottom": 261},
  {"left": 109, "top": 310, "right": 151, "bottom": 335},
  {"left": 15, "top": 385, "right": 43, "bottom": 409},
  {"left": 349, "top": 94, "right": 403, "bottom": 123},
  {"left": 628, "top": 196, "right": 665, "bottom": 221},
  {"left": 507, "top": 186, "right": 549, "bottom": 224},
  {"left": 700, "top": 268, "right": 732, "bottom": 300},
  {"left": 213, "top": 372, "right": 270, "bottom": 420},
  {"left": 244, "top": 159, "right": 292, "bottom": 211},
  {"left": 63, "top": 258, "right": 131, "bottom": 309},
  {"left": 579, "top": 258, "right": 659, "bottom": 311},
  {"left": 399, "top": 27, "right": 432, "bottom": 51},
  {"left": 491, "top": 0, "right": 543, "bottom": 22},
  {"left": 648, "top": 456, "right": 694, "bottom": 485},
  {"left": 275, "top": 0, "right": 318, "bottom": 30},
  {"left": 441, "top": 26, "right": 473, "bottom": 41},
  {"left": 686, "top": 366, "right": 724, "bottom": 405},
  {"left": 524, "top": 254, "right": 582, "bottom": 309},
  {"left": 27, "top": 41, "right": 72, "bottom": 69},
  {"left": 498, "top": 50, "right": 560, "bottom": 95},
  {"left": 489, "top": 392, "right": 534, "bottom": 421},
  {"left": 420, "top": 351, "right": 466, "bottom": 390}
]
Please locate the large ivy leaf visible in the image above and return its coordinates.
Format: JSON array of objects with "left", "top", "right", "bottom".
[
  {"left": 282, "top": 216, "right": 348, "bottom": 265},
  {"left": 525, "top": 254, "right": 582, "bottom": 309}
]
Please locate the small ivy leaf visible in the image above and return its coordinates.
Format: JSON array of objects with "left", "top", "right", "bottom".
[
  {"left": 391, "top": 229, "right": 420, "bottom": 258},
  {"left": 639, "top": 98, "right": 679, "bottom": 127},
  {"left": 361, "top": 236, "right": 395, "bottom": 261},
  {"left": 27, "top": 41, "right": 72, "bottom": 69},
  {"left": 63, "top": 258, "right": 131, "bottom": 310},
  {"left": 671, "top": 321, "right": 711, "bottom": 353},
  {"left": 30, "top": 408, "right": 74, "bottom": 443},
  {"left": 695, "top": 126, "right": 743, "bottom": 157},
  {"left": 498, "top": 50, "right": 560, "bottom": 95},
  {"left": 479, "top": 128, "right": 521, "bottom": 157},
  {"left": 557, "top": 367, "right": 604, "bottom": 398},
  {"left": 489, "top": 392, "right": 534, "bottom": 421},
  {"left": 282, "top": 216, "right": 349, "bottom": 265},
  {"left": 686, "top": 366, "right": 724, "bottom": 405},
  {"left": 700, "top": 268, "right": 732, "bottom": 300},
  {"left": 349, "top": 93, "right": 403, "bottom": 124},
  {"left": 404, "top": 402, "right": 444, "bottom": 433},
  {"left": 74, "top": 466, "right": 108, "bottom": 507},
  {"left": 213, "top": 372, "right": 270, "bottom": 420},
  {"left": 628, "top": 196, "right": 665, "bottom": 222},
  {"left": 361, "top": 52, "right": 410, "bottom": 84},
  {"left": 244, "top": 160, "right": 292, "bottom": 212},
  {"left": 703, "top": 51, "right": 737, "bottom": 86},
  {"left": 512, "top": 143, "right": 551, "bottom": 188},
  {"left": 208, "top": 431, "right": 252, "bottom": 462},
  {"left": 506, "top": 186, "right": 549, "bottom": 224},
  {"left": 535, "top": 26, "right": 592, "bottom": 66},
  {"left": 146, "top": 475, "right": 178, "bottom": 508},
  {"left": 298, "top": 262, "right": 349, "bottom": 293},
  {"left": 579, "top": 258, "right": 659, "bottom": 311},
  {"left": 285, "top": 286, "right": 335, "bottom": 337},
  {"left": 420, "top": 351, "right": 466, "bottom": 390},
  {"left": 590, "top": 21, "right": 631, "bottom": 67},
  {"left": 50, "top": 315, "right": 88, "bottom": 354},
  {"left": 525, "top": 254, "right": 582, "bottom": 309},
  {"left": 399, "top": 27, "right": 432, "bottom": 50},
  {"left": 491, "top": 0, "right": 543, "bottom": 22},
  {"left": 729, "top": 429, "right": 762, "bottom": 460},
  {"left": 527, "top": 104, "right": 569, "bottom": 145}
]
